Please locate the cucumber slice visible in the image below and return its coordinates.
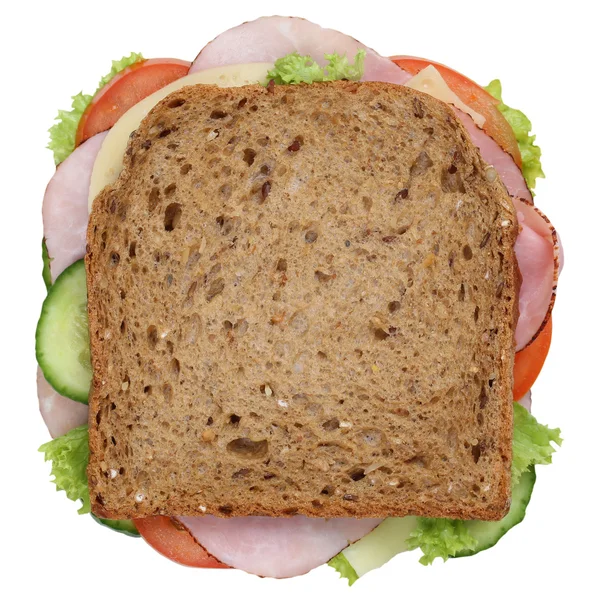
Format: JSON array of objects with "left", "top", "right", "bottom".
[
  {"left": 455, "top": 466, "right": 536, "bottom": 557},
  {"left": 42, "top": 238, "right": 52, "bottom": 290},
  {"left": 36, "top": 260, "right": 91, "bottom": 403},
  {"left": 91, "top": 514, "right": 140, "bottom": 537}
]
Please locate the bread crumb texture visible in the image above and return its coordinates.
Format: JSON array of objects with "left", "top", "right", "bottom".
[{"left": 86, "top": 82, "right": 518, "bottom": 521}]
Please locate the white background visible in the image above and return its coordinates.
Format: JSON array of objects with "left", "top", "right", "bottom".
[{"left": 1, "top": 1, "right": 597, "bottom": 598}]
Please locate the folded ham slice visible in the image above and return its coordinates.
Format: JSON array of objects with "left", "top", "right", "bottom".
[
  {"left": 43, "top": 132, "right": 107, "bottom": 282},
  {"left": 178, "top": 515, "right": 382, "bottom": 578},
  {"left": 513, "top": 199, "right": 559, "bottom": 351},
  {"left": 190, "top": 16, "right": 411, "bottom": 85}
]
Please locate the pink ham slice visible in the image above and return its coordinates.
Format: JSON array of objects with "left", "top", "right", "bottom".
[
  {"left": 190, "top": 16, "right": 411, "bottom": 85},
  {"left": 37, "top": 367, "right": 88, "bottom": 438},
  {"left": 514, "top": 199, "right": 559, "bottom": 351},
  {"left": 178, "top": 515, "right": 382, "bottom": 578},
  {"left": 43, "top": 131, "right": 107, "bottom": 282}
]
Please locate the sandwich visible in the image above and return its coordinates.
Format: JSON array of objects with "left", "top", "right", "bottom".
[{"left": 36, "top": 16, "right": 562, "bottom": 582}]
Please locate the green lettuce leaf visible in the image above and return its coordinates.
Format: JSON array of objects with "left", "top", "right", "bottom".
[
  {"left": 95, "top": 53, "right": 144, "bottom": 89},
  {"left": 485, "top": 79, "right": 544, "bottom": 190},
  {"left": 406, "top": 519, "right": 477, "bottom": 566},
  {"left": 39, "top": 425, "right": 90, "bottom": 514},
  {"left": 323, "top": 51, "right": 365, "bottom": 82},
  {"left": 47, "top": 92, "right": 92, "bottom": 165},
  {"left": 328, "top": 552, "right": 359, "bottom": 585},
  {"left": 48, "top": 52, "right": 143, "bottom": 165},
  {"left": 266, "top": 50, "right": 366, "bottom": 85},
  {"left": 512, "top": 402, "right": 562, "bottom": 484}
]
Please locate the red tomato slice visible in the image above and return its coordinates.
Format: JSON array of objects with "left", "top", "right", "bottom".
[
  {"left": 134, "top": 516, "right": 229, "bottom": 569},
  {"left": 513, "top": 317, "right": 552, "bottom": 400},
  {"left": 391, "top": 56, "right": 521, "bottom": 167},
  {"left": 75, "top": 58, "right": 190, "bottom": 146}
]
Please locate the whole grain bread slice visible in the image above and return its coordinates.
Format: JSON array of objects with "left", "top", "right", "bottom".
[{"left": 86, "top": 81, "right": 518, "bottom": 521}]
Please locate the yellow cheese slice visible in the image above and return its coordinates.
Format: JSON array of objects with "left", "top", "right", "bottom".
[
  {"left": 88, "top": 63, "right": 273, "bottom": 212},
  {"left": 342, "top": 516, "right": 419, "bottom": 577},
  {"left": 405, "top": 65, "right": 485, "bottom": 128}
]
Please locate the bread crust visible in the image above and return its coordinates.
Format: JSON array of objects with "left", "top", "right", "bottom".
[{"left": 86, "top": 81, "right": 518, "bottom": 521}]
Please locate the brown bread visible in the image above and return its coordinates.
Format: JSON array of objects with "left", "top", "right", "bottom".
[{"left": 86, "top": 81, "right": 518, "bottom": 521}]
